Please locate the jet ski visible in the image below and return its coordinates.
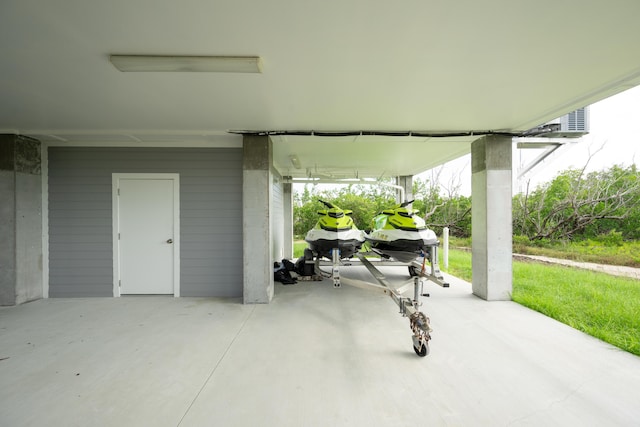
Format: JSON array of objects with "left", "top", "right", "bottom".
[
  {"left": 305, "top": 199, "right": 366, "bottom": 259},
  {"left": 366, "top": 200, "right": 439, "bottom": 263}
]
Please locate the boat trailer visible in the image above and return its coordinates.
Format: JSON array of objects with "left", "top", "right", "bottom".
[{"left": 311, "top": 245, "right": 449, "bottom": 357}]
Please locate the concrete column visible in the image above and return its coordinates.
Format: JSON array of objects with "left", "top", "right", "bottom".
[
  {"left": 283, "top": 181, "right": 294, "bottom": 259},
  {"left": 396, "top": 175, "right": 413, "bottom": 203},
  {"left": 0, "top": 134, "right": 42, "bottom": 306},
  {"left": 471, "top": 135, "right": 512, "bottom": 301},
  {"left": 242, "top": 135, "right": 274, "bottom": 303}
]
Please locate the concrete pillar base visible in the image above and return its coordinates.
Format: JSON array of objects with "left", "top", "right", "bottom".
[
  {"left": 396, "top": 176, "right": 413, "bottom": 203},
  {"left": 471, "top": 135, "right": 512, "bottom": 301},
  {"left": 0, "top": 134, "right": 43, "bottom": 306},
  {"left": 283, "top": 181, "right": 293, "bottom": 259},
  {"left": 242, "top": 135, "right": 274, "bottom": 304}
]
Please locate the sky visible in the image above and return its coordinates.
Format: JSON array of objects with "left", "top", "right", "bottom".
[{"left": 422, "top": 85, "right": 640, "bottom": 196}]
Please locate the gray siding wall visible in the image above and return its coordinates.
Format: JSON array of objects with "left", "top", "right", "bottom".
[{"left": 48, "top": 147, "right": 242, "bottom": 297}]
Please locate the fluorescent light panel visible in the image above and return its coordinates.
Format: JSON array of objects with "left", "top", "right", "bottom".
[{"left": 109, "top": 55, "right": 262, "bottom": 73}]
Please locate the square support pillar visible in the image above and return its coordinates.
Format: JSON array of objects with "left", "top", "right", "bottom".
[
  {"left": 471, "top": 135, "right": 512, "bottom": 301},
  {"left": 283, "top": 181, "right": 294, "bottom": 259},
  {"left": 0, "top": 134, "right": 43, "bottom": 306},
  {"left": 396, "top": 176, "right": 413, "bottom": 203},
  {"left": 242, "top": 135, "right": 274, "bottom": 303}
]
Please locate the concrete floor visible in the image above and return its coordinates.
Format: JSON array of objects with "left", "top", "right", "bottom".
[{"left": 1, "top": 267, "right": 639, "bottom": 427}]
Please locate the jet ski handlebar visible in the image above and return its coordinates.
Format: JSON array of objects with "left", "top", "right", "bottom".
[{"left": 318, "top": 199, "right": 336, "bottom": 209}]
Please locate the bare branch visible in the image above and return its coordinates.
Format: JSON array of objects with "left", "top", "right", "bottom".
[
  {"left": 516, "top": 148, "right": 640, "bottom": 241},
  {"left": 424, "top": 201, "right": 446, "bottom": 220}
]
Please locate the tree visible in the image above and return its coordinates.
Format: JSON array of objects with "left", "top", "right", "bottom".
[
  {"left": 412, "top": 169, "right": 472, "bottom": 237},
  {"left": 513, "top": 164, "right": 640, "bottom": 241},
  {"left": 292, "top": 183, "right": 395, "bottom": 236}
]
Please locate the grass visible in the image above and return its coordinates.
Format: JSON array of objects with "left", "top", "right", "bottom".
[
  {"left": 450, "top": 236, "right": 640, "bottom": 268},
  {"left": 294, "top": 240, "right": 307, "bottom": 258},
  {"left": 440, "top": 248, "right": 473, "bottom": 281},
  {"left": 512, "top": 261, "right": 640, "bottom": 356},
  {"left": 513, "top": 241, "right": 640, "bottom": 268},
  {"left": 441, "top": 248, "right": 640, "bottom": 357}
]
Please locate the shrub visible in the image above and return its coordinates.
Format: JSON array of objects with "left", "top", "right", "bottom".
[{"left": 593, "top": 230, "right": 624, "bottom": 247}]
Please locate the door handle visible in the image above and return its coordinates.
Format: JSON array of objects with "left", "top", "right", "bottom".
[{"left": 167, "top": 239, "right": 173, "bottom": 244}]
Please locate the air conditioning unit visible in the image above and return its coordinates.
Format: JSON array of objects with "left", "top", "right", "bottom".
[
  {"left": 523, "top": 107, "right": 590, "bottom": 138},
  {"left": 552, "top": 107, "right": 589, "bottom": 133}
]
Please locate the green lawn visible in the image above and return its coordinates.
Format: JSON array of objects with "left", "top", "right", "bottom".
[
  {"left": 450, "top": 236, "right": 640, "bottom": 268},
  {"left": 442, "top": 249, "right": 640, "bottom": 357},
  {"left": 293, "top": 240, "right": 307, "bottom": 258}
]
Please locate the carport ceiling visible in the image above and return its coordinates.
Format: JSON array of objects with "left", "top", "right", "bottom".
[{"left": 2, "top": 1, "right": 640, "bottom": 178}]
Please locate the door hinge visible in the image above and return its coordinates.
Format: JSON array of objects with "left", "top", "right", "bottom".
[
  {"left": 118, "top": 233, "right": 120, "bottom": 240},
  {"left": 119, "top": 280, "right": 121, "bottom": 287},
  {"left": 117, "top": 188, "right": 120, "bottom": 196}
]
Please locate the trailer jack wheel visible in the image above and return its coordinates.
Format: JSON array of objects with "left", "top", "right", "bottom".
[
  {"left": 410, "top": 312, "right": 432, "bottom": 357},
  {"left": 411, "top": 333, "right": 430, "bottom": 357},
  {"left": 413, "top": 342, "right": 429, "bottom": 357}
]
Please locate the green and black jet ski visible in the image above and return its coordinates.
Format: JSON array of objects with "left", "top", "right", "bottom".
[
  {"left": 366, "top": 200, "right": 438, "bottom": 263},
  {"left": 305, "top": 199, "right": 366, "bottom": 259}
]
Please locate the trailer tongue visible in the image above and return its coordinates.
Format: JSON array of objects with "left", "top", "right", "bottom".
[{"left": 311, "top": 242, "right": 449, "bottom": 357}]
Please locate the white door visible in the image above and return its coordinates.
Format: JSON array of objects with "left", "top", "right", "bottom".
[{"left": 113, "top": 174, "right": 179, "bottom": 295}]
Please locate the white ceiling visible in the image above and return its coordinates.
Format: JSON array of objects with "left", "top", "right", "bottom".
[{"left": 2, "top": 1, "right": 640, "bottom": 178}]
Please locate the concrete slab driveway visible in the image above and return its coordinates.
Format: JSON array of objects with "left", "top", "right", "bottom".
[{"left": 1, "top": 267, "right": 639, "bottom": 426}]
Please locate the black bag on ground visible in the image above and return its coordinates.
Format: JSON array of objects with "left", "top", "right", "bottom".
[
  {"left": 294, "top": 250, "right": 315, "bottom": 276},
  {"left": 282, "top": 258, "right": 296, "bottom": 272},
  {"left": 274, "top": 261, "right": 297, "bottom": 285}
]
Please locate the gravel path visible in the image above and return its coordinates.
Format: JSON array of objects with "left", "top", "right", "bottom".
[{"left": 513, "top": 254, "right": 640, "bottom": 280}]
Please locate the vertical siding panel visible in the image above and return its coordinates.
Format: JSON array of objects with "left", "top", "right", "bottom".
[{"left": 48, "top": 147, "right": 242, "bottom": 298}]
